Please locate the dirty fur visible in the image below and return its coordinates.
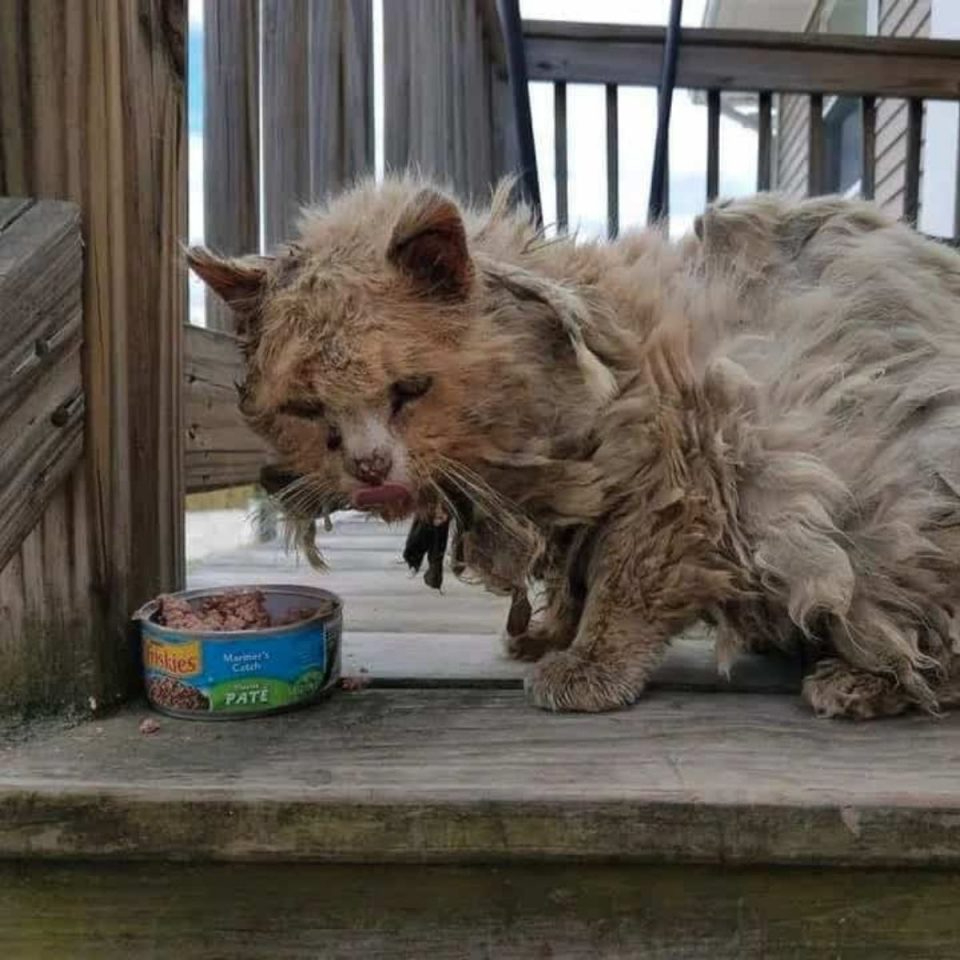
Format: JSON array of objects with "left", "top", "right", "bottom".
[{"left": 188, "top": 175, "right": 960, "bottom": 718}]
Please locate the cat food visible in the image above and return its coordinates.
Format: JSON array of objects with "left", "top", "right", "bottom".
[{"left": 134, "top": 585, "right": 342, "bottom": 720}]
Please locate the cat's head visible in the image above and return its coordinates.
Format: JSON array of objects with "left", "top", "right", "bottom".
[{"left": 187, "top": 176, "right": 614, "bottom": 527}]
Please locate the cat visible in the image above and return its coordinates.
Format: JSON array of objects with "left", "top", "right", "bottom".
[{"left": 188, "top": 175, "right": 960, "bottom": 718}]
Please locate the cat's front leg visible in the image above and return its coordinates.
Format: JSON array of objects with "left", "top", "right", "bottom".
[{"left": 525, "top": 527, "right": 716, "bottom": 712}]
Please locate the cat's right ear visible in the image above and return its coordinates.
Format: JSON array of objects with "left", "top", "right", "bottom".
[{"left": 186, "top": 247, "right": 272, "bottom": 315}]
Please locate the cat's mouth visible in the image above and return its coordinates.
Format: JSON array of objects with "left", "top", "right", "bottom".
[{"left": 350, "top": 483, "right": 415, "bottom": 520}]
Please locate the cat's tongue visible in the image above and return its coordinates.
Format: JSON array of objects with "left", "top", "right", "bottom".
[{"left": 351, "top": 483, "right": 412, "bottom": 510}]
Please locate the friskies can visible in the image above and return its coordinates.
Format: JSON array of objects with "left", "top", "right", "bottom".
[{"left": 134, "top": 585, "right": 342, "bottom": 720}]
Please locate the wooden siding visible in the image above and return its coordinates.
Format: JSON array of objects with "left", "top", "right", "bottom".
[{"left": 775, "top": 0, "right": 931, "bottom": 217}]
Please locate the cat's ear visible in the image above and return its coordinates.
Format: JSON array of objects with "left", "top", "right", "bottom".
[
  {"left": 387, "top": 190, "right": 473, "bottom": 300},
  {"left": 186, "top": 247, "right": 272, "bottom": 312}
]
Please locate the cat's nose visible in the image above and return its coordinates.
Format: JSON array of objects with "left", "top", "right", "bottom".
[{"left": 348, "top": 451, "right": 393, "bottom": 486}]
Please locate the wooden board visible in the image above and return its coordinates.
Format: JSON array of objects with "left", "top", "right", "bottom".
[
  {"left": 2, "top": 860, "right": 959, "bottom": 958},
  {"left": 184, "top": 324, "right": 270, "bottom": 492},
  {"left": 0, "top": 200, "right": 83, "bottom": 571},
  {"left": 203, "top": 0, "right": 260, "bottom": 332},
  {"left": 3, "top": 688, "right": 960, "bottom": 866},
  {"left": 523, "top": 22, "right": 960, "bottom": 99},
  {"left": 0, "top": 0, "right": 187, "bottom": 709},
  {"left": 187, "top": 516, "right": 800, "bottom": 690}
]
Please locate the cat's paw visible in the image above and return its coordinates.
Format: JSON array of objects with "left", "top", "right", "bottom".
[
  {"left": 525, "top": 650, "right": 639, "bottom": 712},
  {"left": 802, "top": 659, "right": 911, "bottom": 720}
]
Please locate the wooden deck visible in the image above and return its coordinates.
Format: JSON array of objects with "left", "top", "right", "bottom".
[{"left": 5, "top": 517, "right": 960, "bottom": 955}]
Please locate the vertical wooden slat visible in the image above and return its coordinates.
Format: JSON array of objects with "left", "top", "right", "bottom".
[
  {"left": 757, "top": 91, "right": 772, "bottom": 192},
  {"left": 310, "top": 0, "right": 374, "bottom": 199},
  {"left": 904, "top": 97, "right": 923, "bottom": 226},
  {"left": 606, "top": 83, "right": 619, "bottom": 239},
  {"left": 385, "top": 0, "right": 504, "bottom": 200},
  {"left": 808, "top": 93, "right": 824, "bottom": 196},
  {"left": 860, "top": 95, "right": 876, "bottom": 201},
  {"left": 706, "top": 89, "right": 720, "bottom": 202},
  {"left": 554, "top": 81, "right": 568, "bottom": 232},
  {"left": 955, "top": 123, "right": 960, "bottom": 241},
  {"left": 262, "top": 0, "right": 311, "bottom": 246},
  {"left": 203, "top": 0, "right": 260, "bottom": 331}
]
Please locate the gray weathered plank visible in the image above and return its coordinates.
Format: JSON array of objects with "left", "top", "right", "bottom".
[
  {"left": 2, "top": 860, "right": 959, "bottom": 958},
  {"left": 262, "top": 0, "right": 311, "bottom": 246},
  {"left": 203, "top": 0, "right": 260, "bottom": 331},
  {"left": 0, "top": 197, "right": 31, "bottom": 231},
  {"left": 0, "top": 201, "right": 84, "bottom": 572},
  {"left": 523, "top": 22, "right": 960, "bottom": 99},
  {"left": 184, "top": 324, "right": 271, "bottom": 492},
  {"left": 4, "top": 689, "right": 960, "bottom": 865}
]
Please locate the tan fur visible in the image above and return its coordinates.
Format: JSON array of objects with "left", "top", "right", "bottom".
[{"left": 188, "top": 175, "right": 960, "bottom": 717}]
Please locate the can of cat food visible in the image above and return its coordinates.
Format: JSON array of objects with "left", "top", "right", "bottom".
[{"left": 133, "top": 585, "right": 342, "bottom": 720}]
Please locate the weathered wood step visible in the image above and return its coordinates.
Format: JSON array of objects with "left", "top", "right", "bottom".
[{"left": 3, "top": 688, "right": 960, "bottom": 867}]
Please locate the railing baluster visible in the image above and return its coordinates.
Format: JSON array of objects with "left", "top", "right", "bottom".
[
  {"left": 706, "top": 88, "right": 720, "bottom": 202},
  {"left": 860, "top": 95, "right": 876, "bottom": 201},
  {"left": 606, "top": 83, "right": 619, "bottom": 239},
  {"left": 757, "top": 91, "right": 772, "bottom": 192},
  {"left": 554, "top": 81, "right": 568, "bottom": 233},
  {"left": 904, "top": 97, "right": 923, "bottom": 226},
  {"left": 808, "top": 93, "right": 824, "bottom": 196}
]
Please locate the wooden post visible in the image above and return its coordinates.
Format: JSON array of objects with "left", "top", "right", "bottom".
[{"left": 0, "top": 0, "right": 186, "bottom": 712}]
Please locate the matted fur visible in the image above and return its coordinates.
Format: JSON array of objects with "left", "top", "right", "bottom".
[{"left": 188, "top": 175, "right": 960, "bottom": 718}]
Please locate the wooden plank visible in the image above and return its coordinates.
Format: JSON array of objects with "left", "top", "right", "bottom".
[
  {"left": 384, "top": 1, "right": 501, "bottom": 201},
  {"left": 3, "top": 860, "right": 960, "bottom": 958},
  {"left": 0, "top": 5, "right": 187, "bottom": 715},
  {"left": 554, "top": 81, "right": 568, "bottom": 231},
  {"left": 706, "top": 89, "right": 720, "bottom": 202},
  {"left": 605, "top": 83, "right": 618, "bottom": 239},
  {"left": 203, "top": 0, "right": 260, "bottom": 332},
  {"left": 808, "top": 93, "right": 824, "bottom": 196},
  {"left": 861, "top": 95, "right": 877, "bottom": 200},
  {"left": 5, "top": 690, "right": 960, "bottom": 865},
  {"left": 0, "top": 202, "right": 82, "bottom": 420},
  {"left": 522, "top": 22, "right": 960, "bottom": 99},
  {"left": 309, "top": 0, "right": 374, "bottom": 199},
  {"left": 0, "top": 197, "right": 31, "bottom": 231},
  {"left": 262, "top": 0, "right": 311, "bottom": 246},
  {"left": 904, "top": 96, "right": 923, "bottom": 225},
  {"left": 184, "top": 324, "right": 271, "bottom": 492},
  {"left": 757, "top": 90, "right": 772, "bottom": 191},
  {"left": 343, "top": 632, "right": 800, "bottom": 693}
]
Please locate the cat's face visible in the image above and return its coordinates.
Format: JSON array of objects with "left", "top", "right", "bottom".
[{"left": 188, "top": 186, "right": 482, "bottom": 522}]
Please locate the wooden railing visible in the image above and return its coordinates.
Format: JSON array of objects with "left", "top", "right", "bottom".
[{"left": 520, "top": 21, "right": 960, "bottom": 238}]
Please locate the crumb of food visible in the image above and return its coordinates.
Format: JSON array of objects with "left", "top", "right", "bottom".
[
  {"left": 339, "top": 674, "right": 371, "bottom": 691},
  {"left": 139, "top": 717, "right": 161, "bottom": 735},
  {"left": 155, "top": 591, "right": 334, "bottom": 632}
]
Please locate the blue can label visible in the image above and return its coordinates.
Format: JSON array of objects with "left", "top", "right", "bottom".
[{"left": 143, "top": 622, "right": 331, "bottom": 714}]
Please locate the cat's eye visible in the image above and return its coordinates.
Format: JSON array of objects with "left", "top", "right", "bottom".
[
  {"left": 278, "top": 398, "right": 326, "bottom": 420},
  {"left": 390, "top": 375, "right": 433, "bottom": 414}
]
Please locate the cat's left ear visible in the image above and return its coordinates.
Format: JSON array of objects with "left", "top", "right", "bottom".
[
  {"left": 186, "top": 247, "right": 273, "bottom": 310},
  {"left": 387, "top": 189, "right": 473, "bottom": 300}
]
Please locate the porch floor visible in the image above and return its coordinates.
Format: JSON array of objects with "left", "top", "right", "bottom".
[{"left": 2, "top": 516, "right": 960, "bottom": 869}]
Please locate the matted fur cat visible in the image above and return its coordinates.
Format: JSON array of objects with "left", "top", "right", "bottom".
[{"left": 188, "top": 176, "right": 960, "bottom": 719}]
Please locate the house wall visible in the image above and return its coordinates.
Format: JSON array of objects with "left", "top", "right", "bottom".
[{"left": 775, "top": 0, "right": 931, "bottom": 219}]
